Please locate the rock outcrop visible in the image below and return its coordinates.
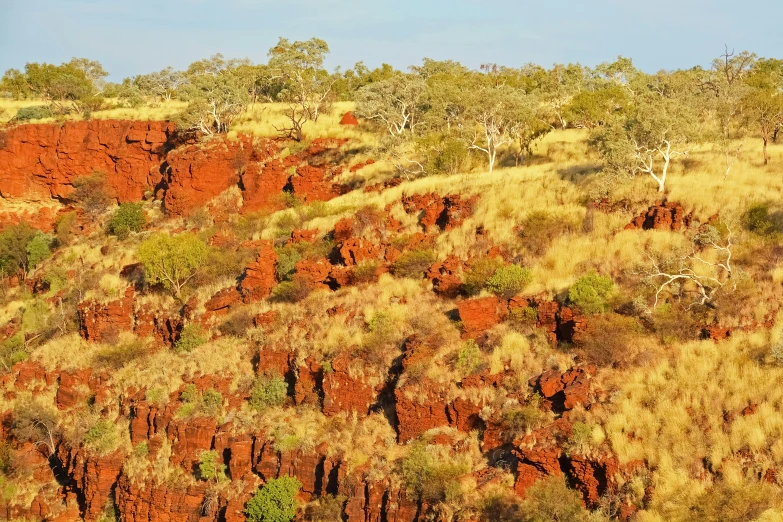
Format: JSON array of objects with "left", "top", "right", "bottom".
[
  {"left": 0, "top": 120, "right": 174, "bottom": 202},
  {"left": 625, "top": 201, "right": 693, "bottom": 231}
]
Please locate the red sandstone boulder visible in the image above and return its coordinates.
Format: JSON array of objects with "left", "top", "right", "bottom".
[
  {"left": 427, "top": 255, "right": 462, "bottom": 298},
  {"left": 291, "top": 164, "right": 342, "bottom": 202},
  {"left": 529, "top": 366, "right": 595, "bottom": 412},
  {"left": 239, "top": 241, "right": 278, "bottom": 302},
  {"left": 340, "top": 112, "right": 360, "bottom": 125},
  {"left": 457, "top": 296, "right": 508, "bottom": 339},
  {"left": 322, "top": 352, "right": 378, "bottom": 417},
  {"left": 625, "top": 201, "right": 693, "bottom": 231},
  {"left": 78, "top": 287, "right": 135, "bottom": 342}
]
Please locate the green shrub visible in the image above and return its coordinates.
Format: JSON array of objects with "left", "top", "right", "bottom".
[
  {"left": 0, "top": 223, "right": 38, "bottom": 276},
  {"left": 133, "top": 442, "right": 149, "bottom": 457},
  {"left": 352, "top": 261, "right": 380, "bottom": 284},
  {"left": 13, "top": 105, "right": 53, "bottom": 121},
  {"left": 456, "top": 339, "right": 481, "bottom": 375},
  {"left": 25, "top": 232, "right": 51, "bottom": 271},
  {"left": 518, "top": 210, "right": 578, "bottom": 257},
  {"left": 175, "top": 384, "right": 223, "bottom": 419},
  {"left": 0, "top": 333, "right": 26, "bottom": 373},
  {"left": 462, "top": 256, "right": 504, "bottom": 296},
  {"left": 519, "top": 476, "right": 586, "bottom": 522},
  {"left": 137, "top": 233, "right": 209, "bottom": 297},
  {"left": 275, "top": 246, "right": 302, "bottom": 281},
  {"left": 302, "top": 494, "right": 348, "bottom": 522},
  {"left": 485, "top": 264, "right": 532, "bottom": 299},
  {"left": 271, "top": 276, "right": 311, "bottom": 303},
  {"left": 108, "top": 203, "right": 146, "bottom": 239},
  {"left": 250, "top": 371, "right": 288, "bottom": 411},
  {"left": 245, "top": 476, "right": 302, "bottom": 522},
  {"left": 744, "top": 203, "right": 782, "bottom": 237},
  {"left": 568, "top": 272, "right": 614, "bottom": 314},
  {"left": 402, "top": 443, "right": 470, "bottom": 503},
  {"left": 84, "top": 419, "right": 118, "bottom": 455},
  {"left": 198, "top": 450, "right": 227, "bottom": 482},
  {"left": 174, "top": 324, "right": 207, "bottom": 353},
  {"left": 502, "top": 406, "right": 547, "bottom": 437},
  {"left": 217, "top": 310, "right": 255, "bottom": 338},
  {"left": 22, "top": 299, "right": 50, "bottom": 333},
  {"left": 391, "top": 249, "right": 436, "bottom": 279},
  {"left": 201, "top": 388, "right": 223, "bottom": 417}
]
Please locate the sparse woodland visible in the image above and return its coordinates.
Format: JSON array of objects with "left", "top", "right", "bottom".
[{"left": 0, "top": 40, "right": 782, "bottom": 522}]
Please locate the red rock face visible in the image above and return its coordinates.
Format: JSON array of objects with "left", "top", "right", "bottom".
[
  {"left": 202, "top": 287, "right": 241, "bottom": 322},
  {"left": 322, "top": 352, "right": 378, "bottom": 417},
  {"left": 529, "top": 366, "right": 595, "bottom": 412},
  {"left": 0, "top": 120, "right": 174, "bottom": 203},
  {"left": 241, "top": 157, "right": 289, "bottom": 213},
  {"left": 625, "top": 201, "right": 693, "bottom": 231},
  {"left": 239, "top": 241, "right": 278, "bottom": 303},
  {"left": 427, "top": 255, "right": 462, "bottom": 298},
  {"left": 77, "top": 287, "right": 135, "bottom": 342},
  {"left": 295, "top": 257, "right": 332, "bottom": 289},
  {"left": 340, "top": 112, "right": 360, "bottom": 125},
  {"left": 57, "top": 446, "right": 125, "bottom": 521},
  {"left": 163, "top": 137, "right": 251, "bottom": 216},
  {"left": 402, "top": 193, "right": 477, "bottom": 232},
  {"left": 457, "top": 296, "right": 508, "bottom": 339},
  {"left": 395, "top": 382, "right": 450, "bottom": 443},
  {"left": 291, "top": 164, "right": 343, "bottom": 202}
]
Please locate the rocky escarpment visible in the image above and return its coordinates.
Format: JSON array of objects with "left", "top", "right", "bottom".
[
  {"left": 0, "top": 121, "right": 359, "bottom": 217},
  {"left": 0, "top": 120, "right": 175, "bottom": 202}
]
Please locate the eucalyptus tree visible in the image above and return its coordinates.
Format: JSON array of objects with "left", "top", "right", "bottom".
[{"left": 592, "top": 72, "right": 701, "bottom": 193}]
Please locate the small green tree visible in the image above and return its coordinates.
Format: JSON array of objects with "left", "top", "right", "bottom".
[
  {"left": 250, "top": 372, "right": 288, "bottom": 411},
  {"left": 245, "top": 476, "right": 302, "bottom": 522},
  {"left": 25, "top": 233, "right": 52, "bottom": 271},
  {"left": 485, "top": 264, "right": 532, "bottom": 299},
  {"left": 136, "top": 233, "right": 209, "bottom": 298},
  {"left": 198, "top": 450, "right": 227, "bottom": 482},
  {"left": 108, "top": 203, "right": 146, "bottom": 239},
  {"left": 174, "top": 324, "right": 208, "bottom": 353},
  {"left": 568, "top": 272, "right": 614, "bottom": 314}
]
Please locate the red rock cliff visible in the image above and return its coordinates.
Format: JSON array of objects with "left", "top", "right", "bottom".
[{"left": 0, "top": 120, "right": 175, "bottom": 202}]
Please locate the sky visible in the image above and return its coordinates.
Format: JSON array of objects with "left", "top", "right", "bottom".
[{"left": 1, "top": 0, "right": 781, "bottom": 81}]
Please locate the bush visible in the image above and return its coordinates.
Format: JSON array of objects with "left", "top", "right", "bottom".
[
  {"left": 402, "top": 443, "right": 470, "bottom": 503},
  {"left": 198, "top": 450, "right": 226, "bottom": 482},
  {"left": 485, "top": 264, "right": 532, "bottom": 299},
  {"left": 0, "top": 334, "right": 26, "bottom": 373},
  {"left": 275, "top": 246, "right": 302, "bottom": 281},
  {"left": 217, "top": 310, "right": 255, "bottom": 338},
  {"left": 13, "top": 105, "right": 53, "bottom": 121},
  {"left": 250, "top": 372, "right": 288, "bottom": 411},
  {"left": 578, "top": 313, "right": 644, "bottom": 367},
  {"left": 744, "top": 202, "right": 782, "bottom": 238},
  {"left": 518, "top": 210, "right": 578, "bottom": 257},
  {"left": 25, "top": 232, "right": 51, "bottom": 271},
  {"left": 176, "top": 385, "right": 223, "bottom": 419},
  {"left": 462, "top": 256, "right": 504, "bottom": 296},
  {"left": 174, "top": 324, "right": 207, "bottom": 353},
  {"left": 0, "top": 223, "right": 38, "bottom": 276},
  {"left": 84, "top": 419, "right": 118, "bottom": 455},
  {"left": 502, "top": 406, "right": 547, "bottom": 438},
  {"left": 271, "top": 276, "right": 311, "bottom": 303},
  {"left": 108, "top": 203, "right": 146, "bottom": 239},
  {"left": 352, "top": 261, "right": 380, "bottom": 284},
  {"left": 568, "top": 272, "right": 614, "bottom": 314},
  {"left": 201, "top": 388, "right": 223, "bottom": 417},
  {"left": 245, "top": 476, "right": 302, "bottom": 522},
  {"left": 137, "top": 233, "right": 209, "bottom": 297},
  {"left": 72, "top": 173, "right": 113, "bottom": 216},
  {"left": 519, "top": 476, "right": 586, "bottom": 522},
  {"left": 456, "top": 339, "right": 482, "bottom": 375},
  {"left": 391, "top": 249, "right": 436, "bottom": 279},
  {"left": 302, "top": 495, "right": 348, "bottom": 522}
]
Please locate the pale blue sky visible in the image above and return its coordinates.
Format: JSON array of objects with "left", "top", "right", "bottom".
[{"left": 1, "top": 0, "right": 781, "bottom": 80}]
